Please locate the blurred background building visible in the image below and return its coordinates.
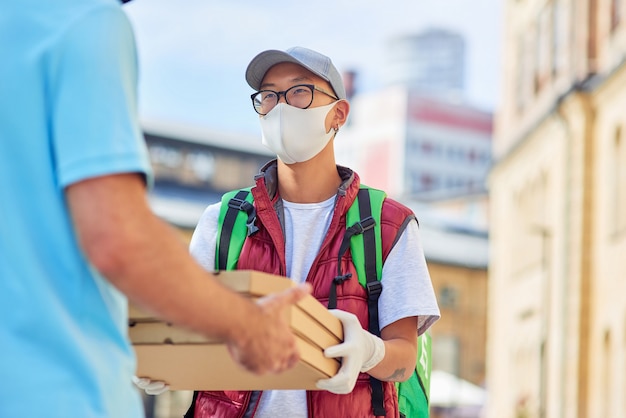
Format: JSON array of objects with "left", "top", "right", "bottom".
[
  {"left": 486, "top": 0, "right": 626, "bottom": 417},
  {"left": 338, "top": 28, "right": 493, "bottom": 204},
  {"left": 143, "top": 118, "right": 273, "bottom": 240},
  {"left": 336, "top": 87, "right": 492, "bottom": 202},
  {"left": 384, "top": 29, "right": 466, "bottom": 101}
]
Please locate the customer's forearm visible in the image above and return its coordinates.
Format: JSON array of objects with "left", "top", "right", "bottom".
[
  {"left": 67, "top": 173, "right": 260, "bottom": 344},
  {"left": 109, "top": 214, "right": 258, "bottom": 342}
]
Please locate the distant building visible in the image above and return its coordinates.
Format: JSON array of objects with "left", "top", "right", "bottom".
[
  {"left": 384, "top": 28, "right": 466, "bottom": 100},
  {"left": 336, "top": 86, "right": 492, "bottom": 202},
  {"left": 142, "top": 119, "right": 272, "bottom": 237},
  {"left": 338, "top": 28, "right": 491, "bottom": 203},
  {"left": 487, "top": 0, "right": 626, "bottom": 417},
  {"left": 409, "top": 203, "right": 489, "bottom": 388}
]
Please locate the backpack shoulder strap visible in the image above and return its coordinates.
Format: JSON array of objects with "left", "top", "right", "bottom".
[
  {"left": 346, "top": 186, "right": 386, "bottom": 340},
  {"left": 329, "top": 186, "right": 385, "bottom": 310},
  {"left": 347, "top": 186, "right": 387, "bottom": 417},
  {"left": 215, "top": 188, "right": 255, "bottom": 271},
  {"left": 346, "top": 186, "right": 385, "bottom": 288}
]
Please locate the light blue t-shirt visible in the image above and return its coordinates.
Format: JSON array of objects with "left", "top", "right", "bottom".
[{"left": 0, "top": 1, "right": 151, "bottom": 416}]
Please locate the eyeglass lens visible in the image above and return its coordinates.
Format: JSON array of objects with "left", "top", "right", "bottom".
[{"left": 252, "top": 84, "right": 314, "bottom": 115}]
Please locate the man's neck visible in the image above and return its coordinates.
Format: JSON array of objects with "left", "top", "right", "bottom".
[{"left": 276, "top": 154, "right": 341, "bottom": 203}]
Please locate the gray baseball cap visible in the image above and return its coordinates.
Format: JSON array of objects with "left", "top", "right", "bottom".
[{"left": 245, "top": 46, "right": 346, "bottom": 100}]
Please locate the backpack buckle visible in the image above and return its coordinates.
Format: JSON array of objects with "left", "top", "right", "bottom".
[
  {"left": 357, "top": 216, "right": 376, "bottom": 233},
  {"left": 228, "top": 197, "right": 258, "bottom": 236},
  {"left": 347, "top": 216, "right": 376, "bottom": 236},
  {"left": 366, "top": 281, "right": 383, "bottom": 298},
  {"left": 333, "top": 273, "right": 352, "bottom": 284},
  {"left": 246, "top": 219, "right": 259, "bottom": 236},
  {"left": 228, "top": 197, "right": 253, "bottom": 212}
]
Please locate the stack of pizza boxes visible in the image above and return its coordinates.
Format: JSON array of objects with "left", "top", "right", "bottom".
[{"left": 129, "top": 270, "right": 343, "bottom": 390}]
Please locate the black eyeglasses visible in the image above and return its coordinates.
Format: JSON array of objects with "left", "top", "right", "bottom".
[{"left": 250, "top": 84, "right": 339, "bottom": 115}]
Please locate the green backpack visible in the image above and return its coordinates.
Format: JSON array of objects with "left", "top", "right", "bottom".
[{"left": 213, "top": 186, "right": 431, "bottom": 418}]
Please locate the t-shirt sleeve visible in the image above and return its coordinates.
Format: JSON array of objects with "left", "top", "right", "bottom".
[
  {"left": 379, "top": 219, "right": 441, "bottom": 335},
  {"left": 51, "top": 5, "right": 152, "bottom": 188},
  {"left": 189, "top": 203, "right": 221, "bottom": 271}
]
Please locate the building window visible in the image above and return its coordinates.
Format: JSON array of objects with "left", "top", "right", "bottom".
[
  {"left": 550, "top": 0, "right": 573, "bottom": 76},
  {"left": 611, "top": 0, "right": 621, "bottom": 31},
  {"left": 432, "top": 335, "right": 459, "bottom": 375},
  {"left": 512, "top": 172, "right": 549, "bottom": 275},
  {"left": 602, "top": 331, "right": 612, "bottom": 417},
  {"left": 621, "top": 315, "right": 626, "bottom": 411},
  {"left": 552, "top": 0, "right": 563, "bottom": 76},
  {"left": 468, "top": 148, "right": 477, "bottom": 163},
  {"left": 535, "top": 4, "right": 552, "bottom": 93},
  {"left": 612, "top": 127, "right": 626, "bottom": 235},
  {"left": 517, "top": 28, "right": 535, "bottom": 111},
  {"left": 589, "top": 0, "right": 599, "bottom": 71},
  {"left": 516, "top": 36, "right": 525, "bottom": 112},
  {"left": 421, "top": 173, "right": 436, "bottom": 190},
  {"left": 439, "top": 286, "right": 459, "bottom": 309}
]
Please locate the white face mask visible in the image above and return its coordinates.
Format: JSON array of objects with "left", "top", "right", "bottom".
[{"left": 259, "top": 102, "right": 337, "bottom": 164}]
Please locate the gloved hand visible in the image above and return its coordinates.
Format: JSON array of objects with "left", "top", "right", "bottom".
[
  {"left": 132, "top": 376, "right": 170, "bottom": 396},
  {"left": 315, "top": 309, "right": 385, "bottom": 394}
]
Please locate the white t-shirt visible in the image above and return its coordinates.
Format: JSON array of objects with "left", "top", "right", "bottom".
[{"left": 189, "top": 196, "right": 440, "bottom": 418}]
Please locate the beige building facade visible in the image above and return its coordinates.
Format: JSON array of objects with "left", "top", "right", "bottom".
[
  {"left": 428, "top": 261, "right": 488, "bottom": 387},
  {"left": 487, "top": 0, "right": 626, "bottom": 417}
]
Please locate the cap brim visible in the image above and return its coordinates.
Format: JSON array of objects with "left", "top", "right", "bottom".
[{"left": 245, "top": 50, "right": 329, "bottom": 91}]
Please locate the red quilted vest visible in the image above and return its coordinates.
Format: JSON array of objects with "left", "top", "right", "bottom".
[{"left": 191, "top": 162, "right": 414, "bottom": 418}]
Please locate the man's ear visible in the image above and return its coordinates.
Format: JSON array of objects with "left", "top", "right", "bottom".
[{"left": 333, "top": 100, "right": 350, "bottom": 128}]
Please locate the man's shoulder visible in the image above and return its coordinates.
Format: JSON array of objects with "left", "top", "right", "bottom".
[{"left": 381, "top": 197, "right": 415, "bottom": 223}]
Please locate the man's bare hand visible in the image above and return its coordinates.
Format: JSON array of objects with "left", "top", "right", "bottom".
[{"left": 226, "top": 283, "right": 311, "bottom": 374}]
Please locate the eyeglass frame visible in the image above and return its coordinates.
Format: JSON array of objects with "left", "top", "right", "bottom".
[{"left": 250, "top": 83, "right": 339, "bottom": 115}]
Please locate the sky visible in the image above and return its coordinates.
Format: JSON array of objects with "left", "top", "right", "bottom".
[{"left": 124, "top": 0, "right": 504, "bottom": 136}]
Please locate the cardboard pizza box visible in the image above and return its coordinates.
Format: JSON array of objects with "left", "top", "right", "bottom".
[
  {"left": 129, "top": 270, "right": 343, "bottom": 344},
  {"left": 129, "top": 270, "right": 344, "bottom": 390},
  {"left": 130, "top": 302, "right": 340, "bottom": 350},
  {"left": 133, "top": 338, "right": 339, "bottom": 391}
]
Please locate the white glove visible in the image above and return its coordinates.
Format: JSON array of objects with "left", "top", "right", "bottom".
[
  {"left": 132, "top": 376, "right": 170, "bottom": 396},
  {"left": 315, "top": 309, "right": 385, "bottom": 394}
]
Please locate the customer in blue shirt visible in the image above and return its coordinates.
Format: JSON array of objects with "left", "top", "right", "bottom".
[{"left": 0, "top": 1, "right": 309, "bottom": 417}]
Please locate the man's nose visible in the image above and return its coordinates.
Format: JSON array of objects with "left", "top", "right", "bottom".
[{"left": 277, "top": 92, "right": 288, "bottom": 104}]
